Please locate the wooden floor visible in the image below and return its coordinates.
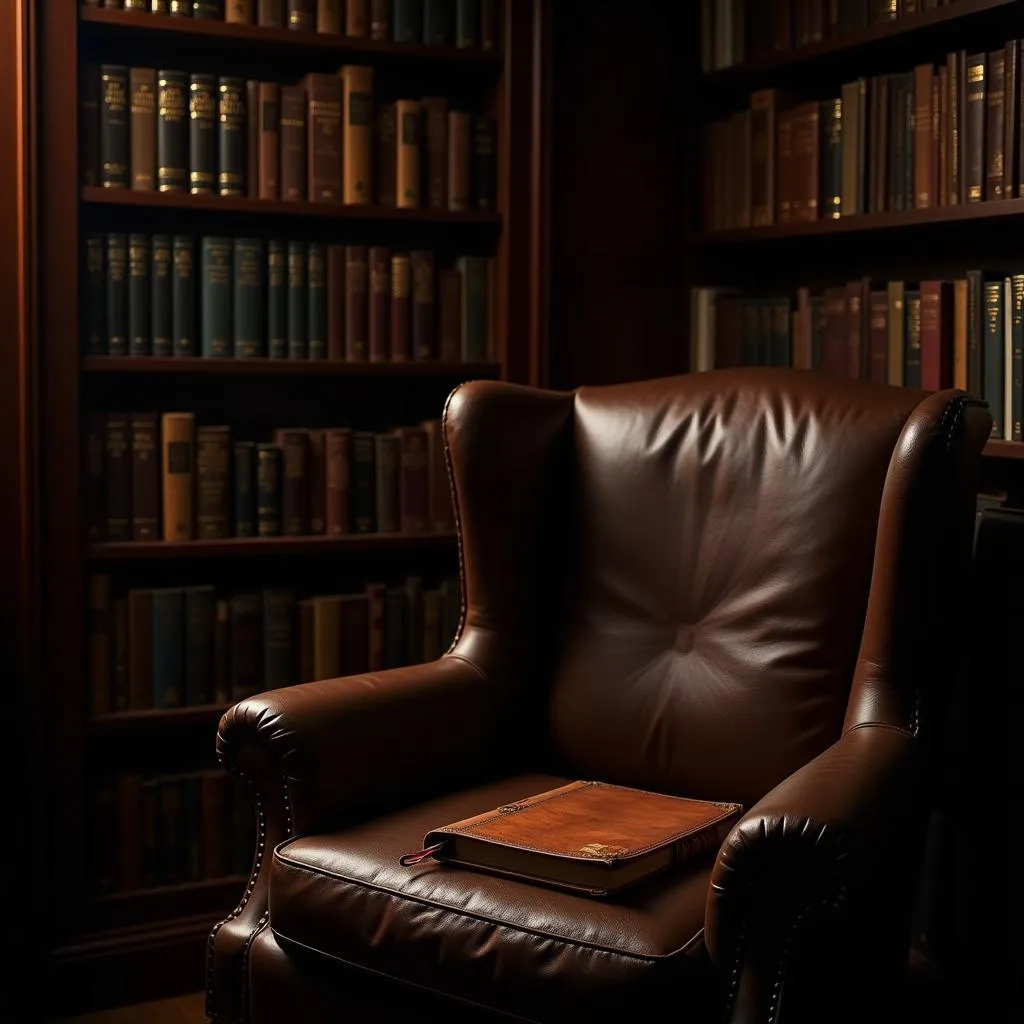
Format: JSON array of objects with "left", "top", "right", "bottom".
[{"left": 57, "top": 993, "right": 206, "bottom": 1024}]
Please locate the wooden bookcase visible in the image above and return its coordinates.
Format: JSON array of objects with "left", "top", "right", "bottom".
[{"left": 33, "top": 1, "right": 546, "bottom": 1014}]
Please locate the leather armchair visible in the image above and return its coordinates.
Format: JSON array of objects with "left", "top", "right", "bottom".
[{"left": 208, "top": 369, "right": 989, "bottom": 1024}]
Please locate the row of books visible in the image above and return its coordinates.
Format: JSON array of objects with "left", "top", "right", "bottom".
[
  {"left": 91, "top": 769, "right": 251, "bottom": 895},
  {"left": 86, "top": 0, "right": 499, "bottom": 51},
  {"left": 704, "top": 41, "right": 1024, "bottom": 231},
  {"left": 690, "top": 274, "right": 1024, "bottom": 441},
  {"left": 85, "top": 65, "right": 496, "bottom": 209},
  {"left": 88, "top": 574, "right": 460, "bottom": 714},
  {"left": 84, "top": 234, "right": 493, "bottom": 362},
  {"left": 87, "top": 414, "right": 456, "bottom": 543},
  {"left": 703, "top": 0, "right": 958, "bottom": 73}
]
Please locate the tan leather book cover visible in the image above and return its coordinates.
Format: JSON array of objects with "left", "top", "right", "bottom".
[
  {"left": 340, "top": 65, "right": 374, "bottom": 204},
  {"left": 161, "top": 411, "right": 195, "bottom": 542},
  {"left": 403, "top": 780, "right": 741, "bottom": 896}
]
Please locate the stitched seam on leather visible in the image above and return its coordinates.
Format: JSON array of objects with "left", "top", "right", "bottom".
[
  {"left": 445, "top": 651, "right": 489, "bottom": 682},
  {"left": 272, "top": 852, "right": 701, "bottom": 962},
  {"left": 441, "top": 383, "right": 469, "bottom": 655},
  {"left": 846, "top": 721, "right": 914, "bottom": 739}
]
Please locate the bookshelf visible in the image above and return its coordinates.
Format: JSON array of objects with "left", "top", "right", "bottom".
[{"left": 34, "top": 0, "right": 546, "bottom": 1014}]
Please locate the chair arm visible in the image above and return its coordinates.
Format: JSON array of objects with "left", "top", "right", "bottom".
[{"left": 705, "top": 724, "right": 923, "bottom": 1024}]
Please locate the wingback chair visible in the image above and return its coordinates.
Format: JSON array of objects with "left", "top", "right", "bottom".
[{"left": 208, "top": 369, "right": 990, "bottom": 1024}]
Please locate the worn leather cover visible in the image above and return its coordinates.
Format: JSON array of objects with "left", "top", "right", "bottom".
[{"left": 412, "top": 780, "right": 742, "bottom": 896}]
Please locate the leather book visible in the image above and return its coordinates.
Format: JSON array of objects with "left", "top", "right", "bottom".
[
  {"left": 402, "top": 781, "right": 742, "bottom": 897},
  {"left": 369, "top": 246, "right": 390, "bottom": 362}
]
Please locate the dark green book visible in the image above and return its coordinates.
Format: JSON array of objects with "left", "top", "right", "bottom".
[
  {"left": 233, "top": 238, "right": 265, "bottom": 358},
  {"left": 307, "top": 242, "right": 326, "bottom": 360},
  {"left": 393, "top": 0, "right": 423, "bottom": 42},
  {"left": 84, "top": 232, "right": 106, "bottom": 355},
  {"left": 217, "top": 77, "right": 246, "bottom": 196},
  {"left": 471, "top": 116, "right": 496, "bottom": 209},
  {"left": 351, "top": 431, "right": 376, "bottom": 533},
  {"left": 287, "top": 240, "right": 307, "bottom": 359},
  {"left": 188, "top": 73, "right": 217, "bottom": 196},
  {"left": 457, "top": 255, "right": 487, "bottom": 361},
  {"left": 157, "top": 69, "right": 188, "bottom": 192},
  {"left": 151, "top": 234, "right": 173, "bottom": 356},
  {"left": 128, "top": 233, "right": 151, "bottom": 356},
  {"left": 256, "top": 443, "right": 281, "bottom": 536},
  {"left": 262, "top": 588, "right": 295, "bottom": 691},
  {"left": 383, "top": 586, "right": 407, "bottom": 668},
  {"left": 904, "top": 289, "right": 922, "bottom": 389},
  {"left": 172, "top": 235, "right": 196, "bottom": 356},
  {"left": 201, "top": 237, "right": 232, "bottom": 357},
  {"left": 423, "top": 0, "right": 454, "bottom": 45},
  {"left": 1013, "top": 274, "right": 1024, "bottom": 442},
  {"left": 233, "top": 441, "right": 257, "bottom": 537},
  {"left": 455, "top": 0, "right": 478, "bottom": 47},
  {"left": 267, "top": 240, "right": 287, "bottom": 359},
  {"left": 984, "top": 279, "right": 1006, "bottom": 439},
  {"left": 151, "top": 587, "right": 184, "bottom": 709},
  {"left": 184, "top": 585, "right": 214, "bottom": 706},
  {"left": 99, "top": 65, "right": 129, "bottom": 189},
  {"left": 105, "top": 232, "right": 128, "bottom": 356}
]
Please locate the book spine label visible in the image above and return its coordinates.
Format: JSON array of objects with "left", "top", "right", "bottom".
[
  {"left": 287, "top": 240, "right": 308, "bottom": 359},
  {"left": 376, "top": 103, "right": 396, "bottom": 205},
  {"left": 131, "top": 413, "right": 159, "bottom": 541},
  {"left": 218, "top": 77, "right": 247, "bottom": 196},
  {"left": 280, "top": 86, "right": 307, "bottom": 201},
  {"left": 307, "top": 242, "right": 327, "bottom": 359},
  {"left": 172, "top": 235, "right": 196, "bottom": 356},
  {"left": 267, "top": 240, "right": 287, "bottom": 358},
  {"left": 196, "top": 426, "right": 231, "bottom": 538},
  {"left": 151, "top": 234, "right": 173, "bottom": 356},
  {"left": 100, "top": 66, "right": 129, "bottom": 188},
  {"left": 233, "top": 238, "right": 266, "bottom": 357},
  {"left": 351, "top": 432, "right": 376, "bottom": 532},
  {"left": 188, "top": 73, "right": 217, "bottom": 195},
  {"left": 411, "top": 250, "right": 435, "bottom": 359},
  {"left": 396, "top": 100, "right": 421, "bottom": 208},
  {"left": 447, "top": 110, "right": 470, "bottom": 210},
  {"left": 423, "top": 97, "right": 448, "bottom": 208},
  {"left": 281, "top": 430, "right": 310, "bottom": 535},
  {"left": 369, "top": 246, "right": 390, "bottom": 361},
  {"left": 106, "top": 233, "right": 128, "bottom": 355},
  {"left": 257, "top": 445, "right": 282, "bottom": 536},
  {"left": 129, "top": 68, "right": 156, "bottom": 190},
  {"left": 471, "top": 116, "right": 496, "bottom": 209},
  {"left": 85, "top": 233, "right": 106, "bottom": 355},
  {"left": 259, "top": 81, "right": 281, "bottom": 199},
  {"left": 345, "top": 245, "right": 369, "bottom": 360},
  {"left": 157, "top": 70, "right": 188, "bottom": 191},
  {"left": 105, "top": 415, "right": 131, "bottom": 541},
  {"left": 306, "top": 75, "right": 342, "bottom": 202},
  {"left": 128, "top": 233, "right": 151, "bottom": 356},
  {"left": 233, "top": 442, "right": 256, "bottom": 537},
  {"left": 201, "top": 237, "right": 233, "bottom": 357},
  {"left": 390, "top": 253, "right": 411, "bottom": 360}
]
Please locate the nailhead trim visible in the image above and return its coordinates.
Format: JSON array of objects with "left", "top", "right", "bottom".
[{"left": 441, "top": 382, "right": 470, "bottom": 654}]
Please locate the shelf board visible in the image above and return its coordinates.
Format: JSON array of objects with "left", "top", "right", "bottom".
[
  {"left": 87, "top": 531, "right": 458, "bottom": 559},
  {"left": 79, "top": 6, "right": 503, "bottom": 68},
  {"left": 704, "top": 0, "right": 1016, "bottom": 83},
  {"left": 90, "top": 703, "right": 229, "bottom": 737},
  {"left": 82, "top": 355, "right": 500, "bottom": 377},
  {"left": 81, "top": 186, "right": 502, "bottom": 226},
  {"left": 984, "top": 440, "right": 1024, "bottom": 460},
  {"left": 699, "top": 198, "right": 1024, "bottom": 244}
]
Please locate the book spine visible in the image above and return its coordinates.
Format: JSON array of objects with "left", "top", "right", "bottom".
[
  {"left": 151, "top": 234, "right": 173, "bottom": 356},
  {"left": 258, "top": 0, "right": 284, "bottom": 24},
  {"left": 986, "top": 49, "right": 1006, "bottom": 200},
  {"left": 157, "top": 69, "right": 188, "bottom": 192},
  {"left": 326, "top": 244, "right": 345, "bottom": 360},
  {"left": 471, "top": 115, "right": 496, "bottom": 209},
  {"left": 280, "top": 430, "right": 310, "bottom": 535},
  {"left": 458, "top": 255, "right": 486, "bottom": 360},
  {"left": 218, "top": 77, "right": 247, "bottom": 196},
  {"left": 80, "top": 64, "right": 100, "bottom": 187},
  {"left": 370, "top": 0, "right": 389, "bottom": 40},
  {"left": 184, "top": 586, "right": 215, "bottom": 706},
  {"left": 131, "top": 412, "right": 159, "bottom": 541},
  {"left": 456, "top": 0, "right": 478, "bottom": 47},
  {"left": 151, "top": 588, "right": 184, "bottom": 708},
  {"left": 100, "top": 65, "right": 129, "bottom": 189},
  {"left": 398, "top": 426, "right": 429, "bottom": 532},
  {"left": 279, "top": 85, "right": 307, "bottom": 201},
  {"left": 376, "top": 102, "right": 396, "bottom": 205},
  {"left": 267, "top": 240, "right": 287, "bottom": 358},
  {"left": 966, "top": 269, "right": 984, "bottom": 395},
  {"left": 346, "top": 0, "right": 368, "bottom": 35},
  {"left": 212, "top": 602, "right": 230, "bottom": 703},
  {"left": 345, "top": 245, "right": 369, "bottom": 360},
  {"left": 920, "top": 281, "right": 949, "bottom": 390},
  {"left": 949, "top": 51, "right": 962, "bottom": 204},
  {"left": 104, "top": 415, "right": 131, "bottom": 541},
  {"left": 984, "top": 279, "right": 1005, "bottom": 437},
  {"left": 287, "top": 0, "right": 313, "bottom": 29},
  {"left": 233, "top": 441, "right": 256, "bottom": 537},
  {"left": 396, "top": 100, "right": 421, "bottom": 208},
  {"left": 106, "top": 232, "right": 128, "bottom": 355},
  {"left": 308, "top": 242, "right": 327, "bottom": 359},
  {"left": 287, "top": 240, "right": 308, "bottom": 359},
  {"left": 1005, "top": 41, "right": 1019, "bottom": 200},
  {"left": 172, "top": 235, "right": 196, "bottom": 357},
  {"left": 196, "top": 425, "right": 231, "bottom": 538},
  {"left": 447, "top": 110, "right": 470, "bottom": 210},
  {"left": 193, "top": 0, "right": 225, "bottom": 15},
  {"left": 369, "top": 245, "right": 390, "bottom": 362},
  {"left": 1014, "top": 274, "right": 1024, "bottom": 443},
  {"left": 383, "top": 586, "right": 407, "bottom": 668},
  {"left": 248, "top": 82, "right": 259, "bottom": 196},
  {"left": 422, "top": 96, "right": 448, "bottom": 209},
  {"left": 965, "top": 54, "right": 986, "bottom": 202},
  {"left": 424, "top": 0, "right": 454, "bottom": 45},
  {"left": 390, "top": 253, "right": 411, "bottom": 360},
  {"left": 438, "top": 267, "right": 461, "bottom": 361},
  {"left": 188, "top": 73, "right": 217, "bottom": 195},
  {"left": 233, "top": 238, "right": 265, "bottom": 358},
  {"left": 262, "top": 589, "right": 295, "bottom": 691},
  {"left": 258, "top": 81, "right": 281, "bottom": 199},
  {"left": 304, "top": 73, "right": 342, "bottom": 202},
  {"left": 229, "top": 593, "right": 263, "bottom": 700},
  {"left": 161, "top": 412, "right": 195, "bottom": 541},
  {"left": 914, "top": 64, "right": 933, "bottom": 209},
  {"left": 129, "top": 68, "right": 156, "bottom": 191},
  {"left": 128, "top": 233, "right": 151, "bottom": 356},
  {"left": 351, "top": 431, "right": 376, "bottom": 533},
  {"left": 342, "top": 65, "right": 374, "bottom": 204},
  {"left": 366, "top": 582, "right": 385, "bottom": 671},
  {"left": 257, "top": 444, "right": 282, "bottom": 536},
  {"left": 324, "top": 428, "right": 351, "bottom": 535},
  {"left": 393, "top": 0, "right": 422, "bottom": 42},
  {"left": 307, "top": 429, "right": 325, "bottom": 534},
  {"left": 201, "top": 237, "right": 233, "bottom": 357},
  {"left": 480, "top": 0, "right": 497, "bottom": 49},
  {"left": 128, "top": 589, "right": 152, "bottom": 710},
  {"left": 227, "top": 0, "right": 255, "bottom": 21},
  {"left": 411, "top": 250, "right": 435, "bottom": 359},
  {"left": 374, "top": 434, "right": 400, "bottom": 533},
  {"left": 85, "top": 233, "right": 106, "bottom": 355}
]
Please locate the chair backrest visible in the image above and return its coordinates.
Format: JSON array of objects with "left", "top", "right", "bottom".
[{"left": 444, "top": 370, "right": 990, "bottom": 810}]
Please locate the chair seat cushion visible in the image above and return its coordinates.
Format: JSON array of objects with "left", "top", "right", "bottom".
[{"left": 270, "top": 774, "right": 721, "bottom": 1022}]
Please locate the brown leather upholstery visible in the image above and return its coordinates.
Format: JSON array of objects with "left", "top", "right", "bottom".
[{"left": 208, "top": 369, "right": 990, "bottom": 1024}]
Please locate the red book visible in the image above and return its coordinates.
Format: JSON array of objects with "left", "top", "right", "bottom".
[
  {"left": 324, "top": 427, "right": 351, "bottom": 536},
  {"left": 395, "top": 425, "right": 429, "bottom": 533},
  {"left": 920, "top": 280, "right": 953, "bottom": 390}
]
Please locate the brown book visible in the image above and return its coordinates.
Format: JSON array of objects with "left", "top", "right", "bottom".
[
  {"left": 105, "top": 415, "right": 131, "bottom": 542},
  {"left": 846, "top": 279, "right": 868, "bottom": 379},
  {"left": 953, "top": 278, "right": 969, "bottom": 391},
  {"left": 840, "top": 79, "right": 865, "bottom": 216},
  {"left": 447, "top": 110, "right": 471, "bottom": 211},
  {"left": 129, "top": 68, "right": 156, "bottom": 191},
  {"left": 324, "top": 427, "right": 351, "bottom": 535},
  {"left": 422, "top": 96, "right": 449, "bottom": 209},
  {"left": 374, "top": 433, "right": 400, "bottom": 533},
  {"left": 438, "top": 267, "right": 461, "bottom": 361},
  {"left": 130, "top": 412, "right": 159, "bottom": 541},
  {"left": 390, "top": 253, "right": 411, "bottom": 360},
  {"left": 371, "top": 0, "right": 389, "bottom": 39},
  {"left": 731, "top": 109, "right": 752, "bottom": 229},
  {"left": 776, "top": 110, "right": 794, "bottom": 224},
  {"left": 127, "top": 588, "right": 152, "bottom": 710},
  {"left": 258, "top": 81, "right": 280, "bottom": 199},
  {"left": 789, "top": 102, "right": 820, "bottom": 222},
  {"left": 227, "top": 1, "right": 254, "bottom": 21},
  {"left": 868, "top": 289, "right": 888, "bottom": 383},
  {"left": 948, "top": 50, "right": 963, "bottom": 205},
  {"left": 279, "top": 85, "right": 307, "bottom": 201},
  {"left": 345, "top": 245, "right": 369, "bottom": 360},
  {"left": 297, "top": 599, "right": 315, "bottom": 682},
  {"left": 326, "top": 244, "right": 346, "bottom": 360},
  {"left": 401, "top": 781, "right": 743, "bottom": 897},
  {"left": 938, "top": 65, "right": 949, "bottom": 208},
  {"left": 366, "top": 582, "right": 385, "bottom": 671},
  {"left": 346, "top": 0, "right": 367, "bottom": 36},
  {"left": 887, "top": 281, "right": 905, "bottom": 387},
  {"left": 422, "top": 418, "right": 454, "bottom": 531},
  {"left": 89, "top": 574, "right": 113, "bottom": 716},
  {"left": 914, "top": 63, "right": 934, "bottom": 209},
  {"left": 195, "top": 424, "right": 230, "bottom": 539},
  {"left": 246, "top": 80, "right": 259, "bottom": 199},
  {"left": 276, "top": 428, "right": 310, "bottom": 535},
  {"left": 375, "top": 102, "right": 397, "bottom": 205},
  {"left": 341, "top": 593, "right": 370, "bottom": 674},
  {"left": 931, "top": 69, "right": 940, "bottom": 210},
  {"left": 822, "top": 287, "right": 848, "bottom": 376},
  {"left": 920, "top": 280, "right": 952, "bottom": 390},
  {"left": 161, "top": 411, "right": 195, "bottom": 542},
  {"left": 302, "top": 73, "right": 342, "bottom": 202},
  {"left": 1004, "top": 40, "right": 1019, "bottom": 201},
  {"left": 230, "top": 592, "right": 263, "bottom": 699},
  {"left": 369, "top": 245, "right": 390, "bottom": 361},
  {"left": 987, "top": 48, "right": 1006, "bottom": 201},
  {"left": 750, "top": 88, "right": 780, "bottom": 227},
  {"left": 317, "top": 0, "right": 341, "bottom": 32},
  {"left": 307, "top": 428, "right": 325, "bottom": 534},
  {"left": 312, "top": 594, "right": 343, "bottom": 680},
  {"left": 395, "top": 425, "right": 429, "bottom": 533},
  {"left": 965, "top": 53, "right": 987, "bottom": 202},
  {"left": 258, "top": 0, "right": 284, "bottom": 25},
  {"left": 411, "top": 250, "right": 436, "bottom": 359},
  {"left": 395, "top": 99, "right": 421, "bottom": 208},
  {"left": 339, "top": 65, "right": 373, "bottom": 204}
]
